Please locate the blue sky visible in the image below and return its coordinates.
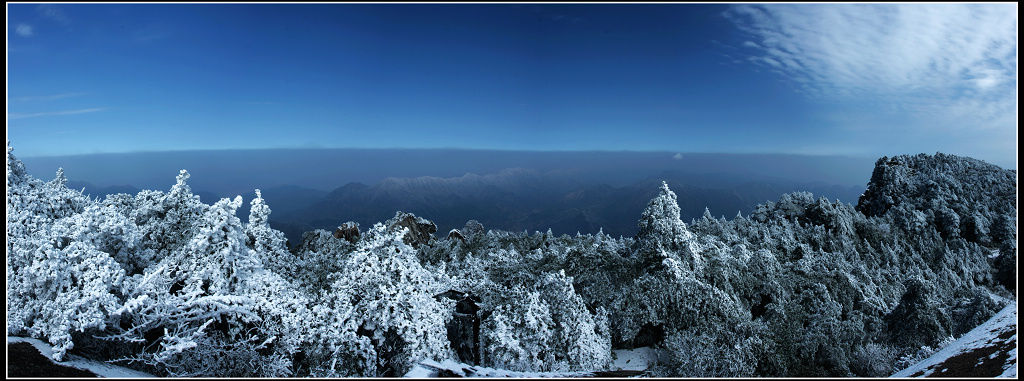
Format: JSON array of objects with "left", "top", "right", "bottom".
[{"left": 6, "top": 3, "right": 1018, "bottom": 168}]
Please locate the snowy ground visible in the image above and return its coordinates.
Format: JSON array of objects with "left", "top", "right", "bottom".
[
  {"left": 891, "top": 302, "right": 1017, "bottom": 378},
  {"left": 610, "top": 346, "right": 666, "bottom": 371},
  {"left": 405, "top": 359, "right": 601, "bottom": 378},
  {"left": 6, "top": 336, "right": 155, "bottom": 378},
  {"left": 404, "top": 348, "right": 665, "bottom": 377},
  {"left": 404, "top": 358, "right": 654, "bottom": 378},
  {"left": 10, "top": 301, "right": 1015, "bottom": 379},
  {"left": 407, "top": 306, "right": 1019, "bottom": 379}
]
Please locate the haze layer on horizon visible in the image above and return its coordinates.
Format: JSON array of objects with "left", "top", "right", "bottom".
[{"left": 17, "top": 148, "right": 878, "bottom": 198}]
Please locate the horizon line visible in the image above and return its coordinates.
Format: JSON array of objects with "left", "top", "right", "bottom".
[{"left": 13, "top": 146, "right": 879, "bottom": 160}]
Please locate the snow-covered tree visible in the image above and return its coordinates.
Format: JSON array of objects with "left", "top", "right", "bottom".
[
  {"left": 7, "top": 147, "right": 125, "bottom": 361},
  {"left": 128, "top": 170, "right": 207, "bottom": 268},
  {"left": 244, "top": 190, "right": 299, "bottom": 282},
  {"left": 886, "top": 276, "right": 952, "bottom": 350},
  {"left": 635, "top": 182, "right": 694, "bottom": 257},
  {"left": 663, "top": 324, "right": 762, "bottom": 377},
  {"left": 311, "top": 223, "right": 453, "bottom": 377},
  {"left": 7, "top": 240, "right": 126, "bottom": 361},
  {"left": 481, "top": 288, "right": 555, "bottom": 372},
  {"left": 536, "top": 270, "right": 612, "bottom": 371},
  {"left": 109, "top": 196, "right": 308, "bottom": 377}
]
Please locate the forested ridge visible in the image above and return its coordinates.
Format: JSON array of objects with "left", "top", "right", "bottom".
[{"left": 6, "top": 143, "right": 1017, "bottom": 377}]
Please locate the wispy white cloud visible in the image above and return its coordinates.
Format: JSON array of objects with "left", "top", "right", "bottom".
[
  {"left": 16, "top": 24, "right": 33, "bottom": 37},
  {"left": 36, "top": 4, "right": 70, "bottom": 25},
  {"left": 723, "top": 3, "right": 1017, "bottom": 134},
  {"left": 11, "top": 93, "right": 88, "bottom": 102},
  {"left": 7, "top": 108, "right": 105, "bottom": 120},
  {"left": 761, "top": 56, "right": 782, "bottom": 69}
]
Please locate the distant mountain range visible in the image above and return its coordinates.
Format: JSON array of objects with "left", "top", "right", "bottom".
[
  {"left": 40, "top": 149, "right": 874, "bottom": 245},
  {"left": 65, "top": 168, "right": 865, "bottom": 246},
  {"left": 262, "top": 168, "right": 865, "bottom": 245},
  {"left": 22, "top": 149, "right": 875, "bottom": 194}
]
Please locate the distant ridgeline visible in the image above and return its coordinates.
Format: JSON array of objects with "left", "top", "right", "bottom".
[
  {"left": 260, "top": 168, "right": 868, "bottom": 247},
  {"left": 6, "top": 143, "right": 1017, "bottom": 377},
  {"left": 20, "top": 149, "right": 874, "bottom": 246}
]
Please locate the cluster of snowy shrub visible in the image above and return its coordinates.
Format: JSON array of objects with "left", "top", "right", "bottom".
[{"left": 6, "top": 143, "right": 1017, "bottom": 377}]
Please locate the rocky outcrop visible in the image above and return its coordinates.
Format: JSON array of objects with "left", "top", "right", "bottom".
[
  {"left": 447, "top": 229, "right": 466, "bottom": 244},
  {"left": 387, "top": 212, "right": 437, "bottom": 248},
  {"left": 461, "top": 220, "right": 485, "bottom": 238},
  {"left": 434, "top": 290, "right": 483, "bottom": 365},
  {"left": 333, "top": 221, "right": 360, "bottom": 243}
]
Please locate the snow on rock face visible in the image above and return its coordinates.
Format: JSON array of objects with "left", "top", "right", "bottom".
[
  {"left": 333, "top": 220, "right": 361, "bottom": 243},
  {"left": 387, "top": 211, "right": 438, "bottom": 248},
  {"left": 891, "top": 302, "right": 1017, "bottom": 378}
]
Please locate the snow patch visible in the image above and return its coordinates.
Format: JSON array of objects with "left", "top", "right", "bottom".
[
  {"left": 611, "top": 346, "right": 665, "bottom": 371},
  {"left": 7, "top": 336, "right": 156, "bottom": 378},
  {"left": 891, "top": 302, "right": 1017, "bottom": 378},
  {"left": 404, "top": 358, "right": 650, "bottom": 378},
  {"left": 404, "top": 359, "right": 577, "bottom": 378}
]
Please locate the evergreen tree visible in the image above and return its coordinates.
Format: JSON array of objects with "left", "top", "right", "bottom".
[
  {"left": 634, "top": 181, "right": 698, "bottom": 272},
  {"left": 315, "top": 223, "right": 453, "bottom": 377}
]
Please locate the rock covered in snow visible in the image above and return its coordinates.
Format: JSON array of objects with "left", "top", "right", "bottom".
[
  {"left": 387, "top": 211, "right": 438, "bottom": 247},
  {"left": 333, "top": 221, "right": 360, "bottom": 243}
]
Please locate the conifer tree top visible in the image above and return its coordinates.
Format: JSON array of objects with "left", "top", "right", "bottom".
[{"left": 635, "top": 181, "right": 691, "bottom": 254}]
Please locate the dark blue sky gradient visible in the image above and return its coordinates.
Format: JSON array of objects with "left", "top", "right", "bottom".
[{"left": 6, "top": 4, "right": 1017, "bottom": 168}]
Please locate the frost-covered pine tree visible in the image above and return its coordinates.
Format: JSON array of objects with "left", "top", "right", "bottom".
[
  {"left": 6, "top": 147, "right": 130, "bottom": 361},
  {"left": 885, "top": 276, "right": 953, "bottom": 350},
  {"left": 244, "top": 189, "right": 298, "bottom": 281},
  {"left": 128, "top": 170, "right": 207, "bottom": 267},
  {"left": 536, "top": 270, "right": 612, "bottom": 372},
  {"left": 480, "top": 288, "right": 555, "bottom": 372},
  {"left": 634, "top": 181, "right": 696, "bottom": 269},
  {"left": 111, "top": 195, "right": 308, "bottom": 377},
  {"left": 7, "top": 239, "right": 126, "bottom": 361},
  {"left": 310, "top": 223, "right": 453, "bottom": 377}
]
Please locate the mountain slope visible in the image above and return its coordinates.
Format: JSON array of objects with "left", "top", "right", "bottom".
[{"left": 891, "top": 302, "right": 1017, "bottom": 378}]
